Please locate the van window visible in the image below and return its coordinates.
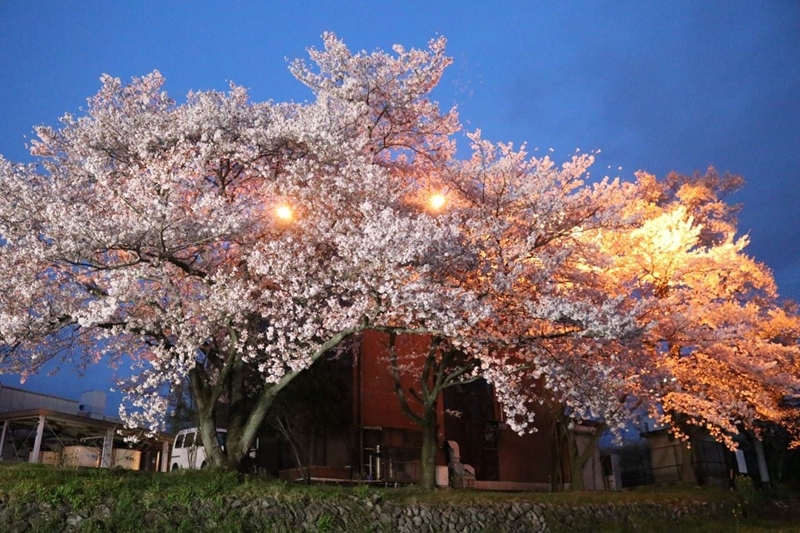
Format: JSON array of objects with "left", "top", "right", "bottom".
[
  {"left": 174, "top": 434, "right": 184, "bottom": 449},
  {"left": 196, "top": 432, "right": 203, "bottom": 447},
  {"left": 184, "top": 432, "right": 195, "bottom": 448}
]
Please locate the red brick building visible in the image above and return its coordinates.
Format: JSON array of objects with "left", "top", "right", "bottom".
[{"left": 262, "top": 330, "right": 587, "bottom": 490}]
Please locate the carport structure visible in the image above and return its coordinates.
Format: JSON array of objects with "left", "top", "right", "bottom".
[{"left": 0, "top": 408, "right": 171, "bottom": 472}]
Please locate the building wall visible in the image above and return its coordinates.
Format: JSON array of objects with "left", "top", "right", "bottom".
[
  {"left": 644, "top": 429, "right": 738, "bottom": 486},
  {"left": 265, "top": 331, "right": 588, "bottom": 486},
  {"left": 493, "top": 379, "right": 564, "bottom": 485},
  {"left": 643, "top": 431, "right": 684, "bottom": 484},
  {"left": 0, "top": 383, "right": 79, "bottom": 414},
  {"left": 357, "top": 330, "right": 443, "bottom": 435},
  {"left": 497, "top": 425, "right": 561, "bottom": 484},
  {"left": 359, "top": 332, "right": 564, "bottom": 485}
]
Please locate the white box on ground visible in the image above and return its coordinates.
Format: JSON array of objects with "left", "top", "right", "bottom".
[
  {"left": 63, "top": 446, "right": 101, "bottom": 467},
  {"left": 113, "top": 449, "right": 141, "bottom": 470},
  {"left": 28, "top": 450, "right": 60, "bottom": 465}
]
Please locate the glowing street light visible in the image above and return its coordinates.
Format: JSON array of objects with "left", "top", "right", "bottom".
[
  {"left": 429, "top": 192, "right": 446, "bottom": 211},
  {"left": 275, "top": 204, "right": 294, "bottom": 221}
]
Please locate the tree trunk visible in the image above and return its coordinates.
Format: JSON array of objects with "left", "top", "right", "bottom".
[
  {"left": 568, "top": 443, "right": 585, "bottom": 490},
  {"left": 419, "top": 409, "right": 438, "bottom": 491},
  {"left": 189, "top": 367, "right": 227, "bottom": 470},
  {"left": 775, "top": 448, "right": 786, "bottom": 485},
  {"left": 188, "top": 325, "right": 366, "bottom": 472},
  {"left": 564, "top": 426, "right": 585, "bottom": 491},
  {"left": 384, "top": 332, "right": 477, "bottom": 491},
  {"left": 566, "top": 424, "right": 605, "bottom": 491},
  {"left": 544, "top": 395, "right": 605, "bottom": 492}
]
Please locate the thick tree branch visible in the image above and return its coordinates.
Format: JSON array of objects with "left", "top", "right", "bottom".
[{"left": 387, "top": 331, "right": 425, "bottom": 425}]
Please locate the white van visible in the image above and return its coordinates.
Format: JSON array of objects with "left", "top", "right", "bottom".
[{"left": 170, "top": 427, "right": 226, "bottom": 471}]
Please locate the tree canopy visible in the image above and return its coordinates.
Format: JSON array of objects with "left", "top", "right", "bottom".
[{"left": 0, "top": 34, "right": 798, "bottom": 476}]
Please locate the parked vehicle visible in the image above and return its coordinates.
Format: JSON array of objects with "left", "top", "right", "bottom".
[{"left": 170, "top": 427, "right": 226, "bottom": 471}]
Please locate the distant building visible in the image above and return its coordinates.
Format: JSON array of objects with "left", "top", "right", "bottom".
[
  {"left": 0, "top": 382, "right": 170, "bottom": 471},
  {"left": 615, "top": 416, "right": 773, "bottom": 489}
]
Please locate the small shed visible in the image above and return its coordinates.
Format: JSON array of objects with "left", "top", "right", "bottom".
[{"left": 0, "top": 383, "right": 171, "bottom": 471}]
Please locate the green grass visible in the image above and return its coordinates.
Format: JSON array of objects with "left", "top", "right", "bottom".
[
  {"left": 0, "top": 463, "right": 741, "bottom": 506},
  {"left": 1, "top": 463, "right": 798, "bottom": 532}
]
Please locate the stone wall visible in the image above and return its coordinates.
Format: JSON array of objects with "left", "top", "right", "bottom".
[{"left": 0, "top": 492, "right": 735, "bottom": 532}]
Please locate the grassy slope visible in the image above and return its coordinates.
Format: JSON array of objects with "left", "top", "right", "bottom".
[{"left": 0, "top": 464, "right": 798, "bottom": 532}]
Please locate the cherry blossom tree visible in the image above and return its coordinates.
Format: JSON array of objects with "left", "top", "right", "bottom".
[
  {"left": 597, "top": 170, "right": 800, "bottom": 475},
  {"left": 457, "top": 162, "right": 800, "bottom": 490},
  {"left": 497, "top": 169, "right": 800, "bottom": 490},
  {"left": 0, "top": 35, "right": 474, "bottom": 471}
]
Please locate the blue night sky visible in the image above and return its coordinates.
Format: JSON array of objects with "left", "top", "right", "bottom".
[{"left": 1, "top": 1, "right": 798, "bottom": 412}]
